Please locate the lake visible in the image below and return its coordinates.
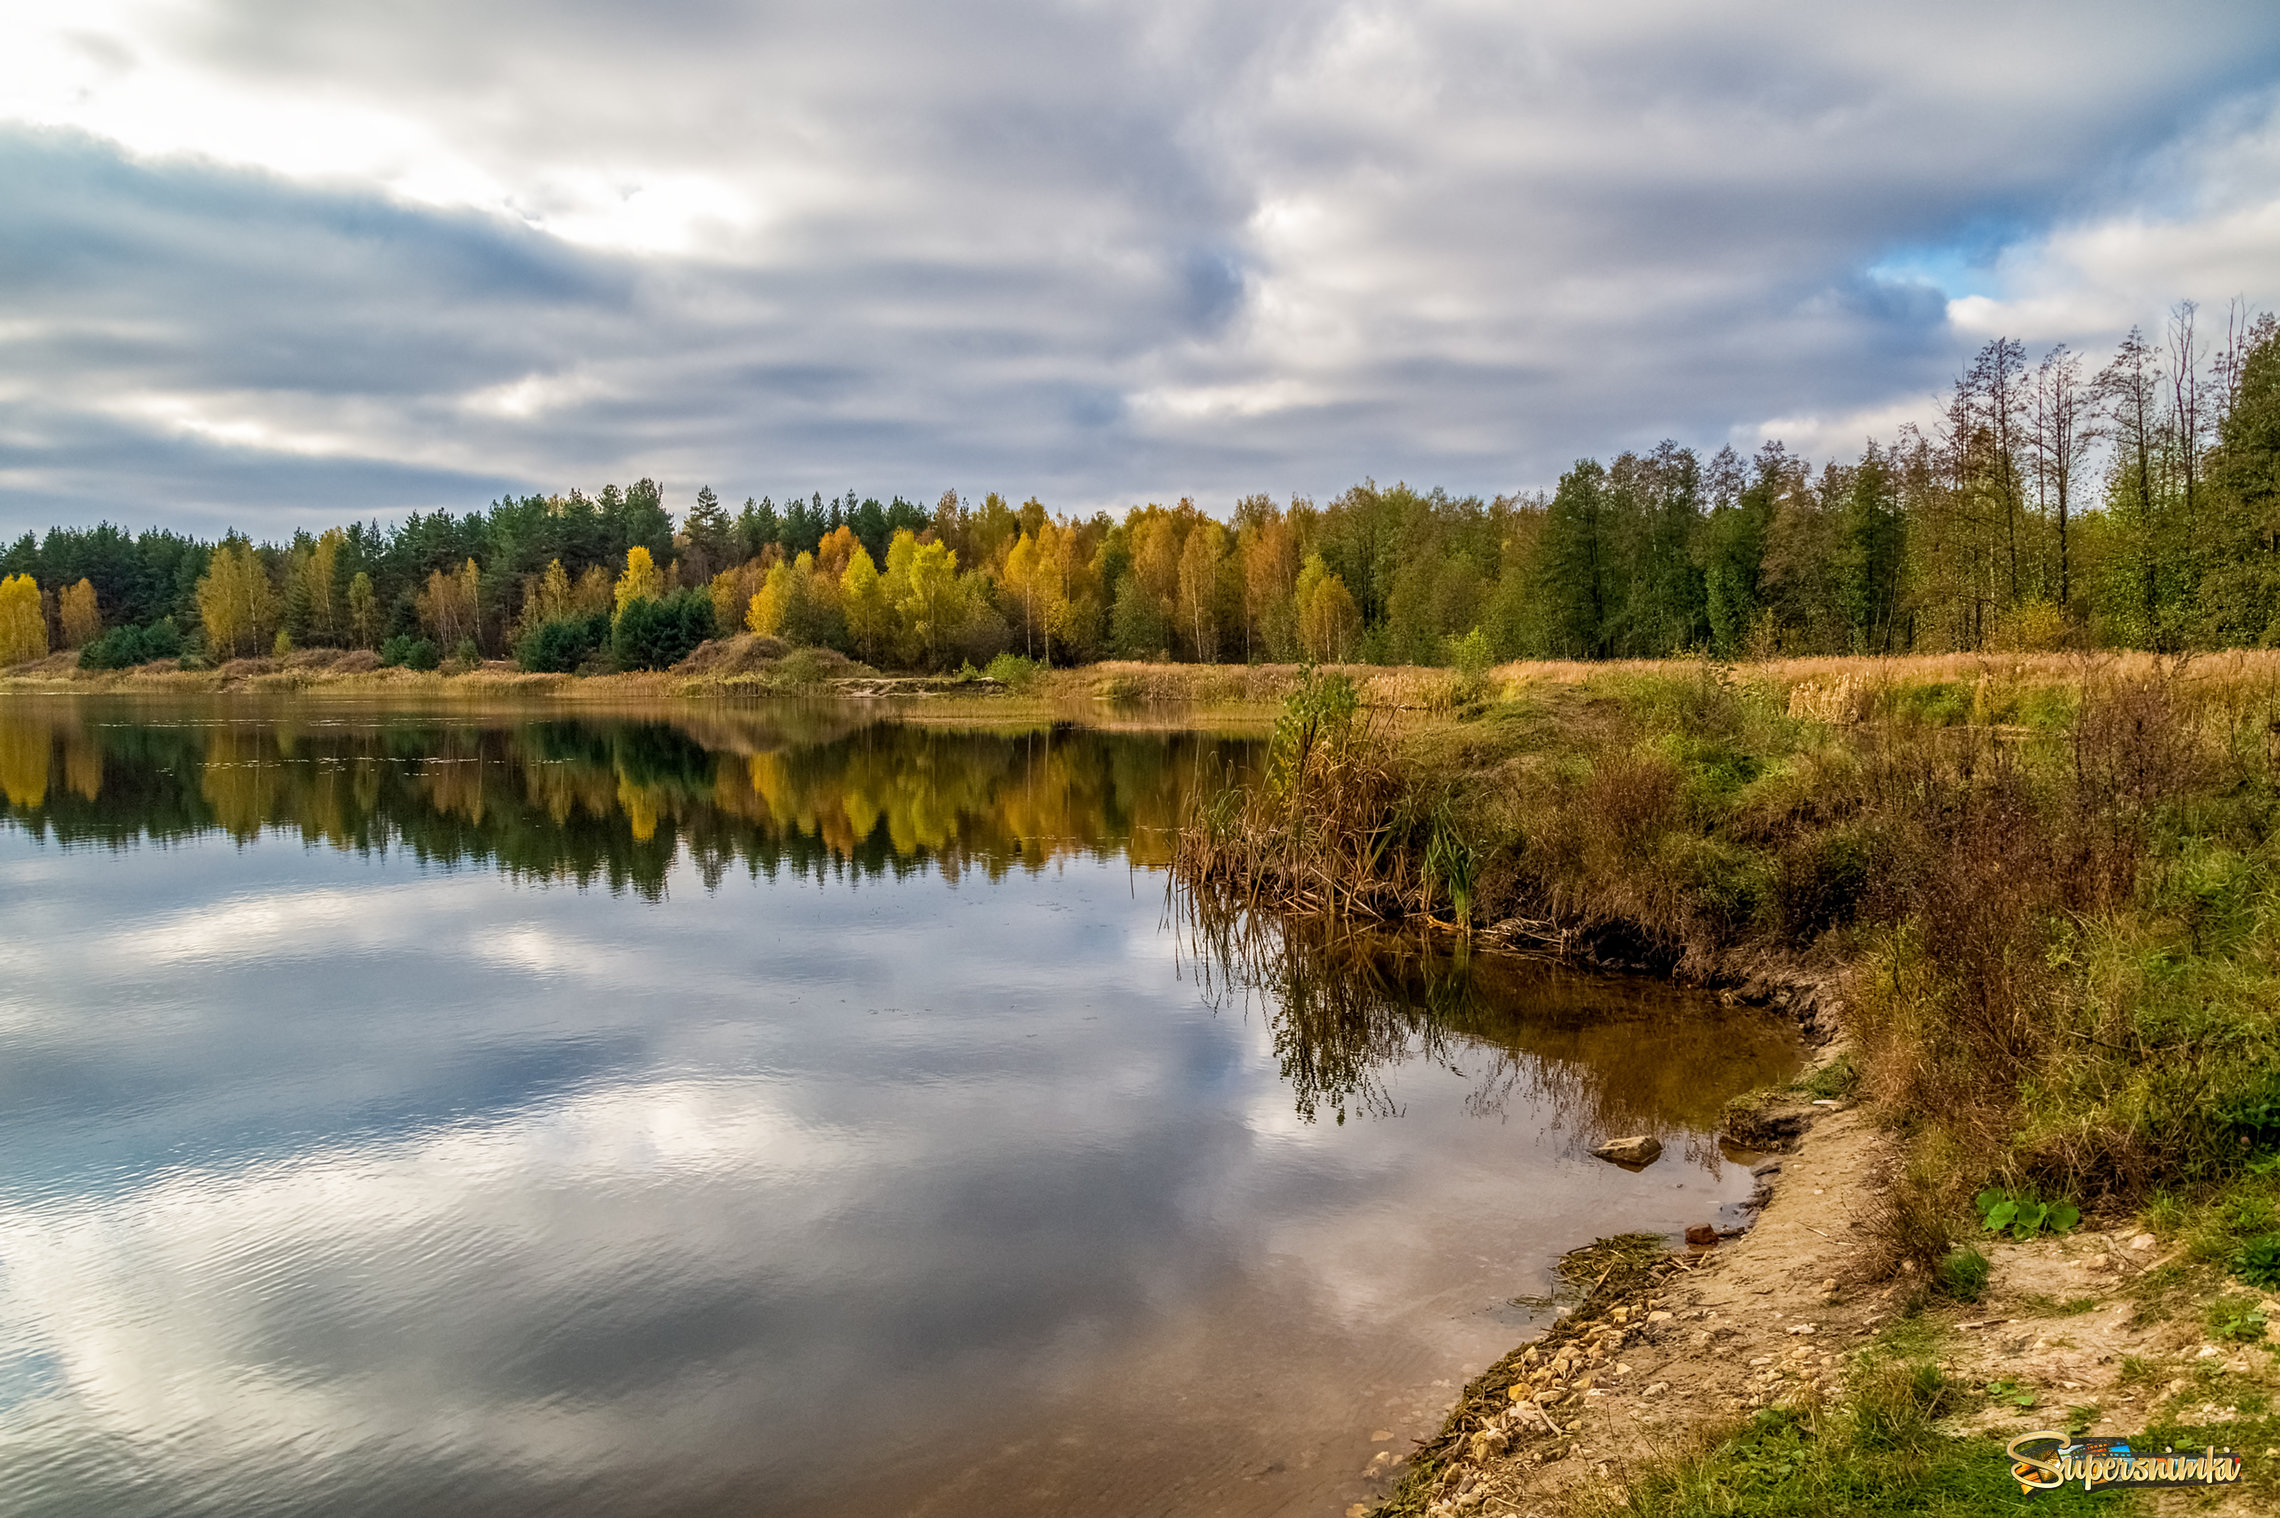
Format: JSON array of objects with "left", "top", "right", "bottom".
[{"left": 0, "top": 695, "right": 1799, "bottom": 1517}]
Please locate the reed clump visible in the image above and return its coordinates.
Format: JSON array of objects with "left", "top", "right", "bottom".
[{"left": 1173, "top": 667, "right": 1474, "bottom": 921}]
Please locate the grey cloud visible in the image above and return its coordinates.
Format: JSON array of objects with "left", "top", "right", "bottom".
[{"left": 5, "top": 2, "right": 2280, "bottom": 535}]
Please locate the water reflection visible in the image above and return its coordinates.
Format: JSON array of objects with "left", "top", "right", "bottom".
[
  {"left": 0, "top": 698, "right": 1225, "bottom": 894},
  {"left": 1185, "top": 911, "right": 1796, "bottom": 1149},
  {"left": 0, "top": 696, "right": 1799, "bottom": 1518}
]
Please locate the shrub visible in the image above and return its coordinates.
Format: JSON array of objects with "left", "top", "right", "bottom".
[
  {"left": 379, "top": 635, "right": 439, "bottom": 671},
  {"left": 2236, "top": 1232, "right": 2280, "bottom": 1288},
  {"left": 611, "top": 589, "right": 715, "bottom": 671},
  {"left": 515, "top": 612, "right": 611, "bottom": 674},
  {"left": 1770, "top": 825, "right": 1875, "bottom": 944},
  {"left": 984, "top": 651, "right": 1040, "bottom": 688},
  {"left": 777, "top": 647, "right": 833, "bottom": 687},
  {"left": 78, "top": 619, "right": 184, "bottom": 669}
]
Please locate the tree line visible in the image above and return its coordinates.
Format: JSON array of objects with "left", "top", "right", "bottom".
[{"left": 5, "top": 301, "right": 2279, "bottom": 671}]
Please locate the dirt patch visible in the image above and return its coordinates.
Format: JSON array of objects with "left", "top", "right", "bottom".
[
  {"left": 1357, "top": 1091, "right": 2280, "bottom": 1518},
  {"left": 1357, "top": 1099, "right": 1889, "bottom": 1517}
]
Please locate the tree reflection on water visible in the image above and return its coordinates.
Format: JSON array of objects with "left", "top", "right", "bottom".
[{"left": 1176, "top": 892, "right": 1800, "bottom": 1149}]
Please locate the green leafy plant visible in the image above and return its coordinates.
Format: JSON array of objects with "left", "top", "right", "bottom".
[
  {"left": 2235, "top": 1232, "right": 2280, "bottom": 1288},
  {"left": 1983, "top": 1377, "right": 2037, "bottom": 1409},
  {"left": 1976, "top": 1188, "right": 2081, "bottom": 1241},
  {"left": 2207, "top": 1293, "right": 2269, "bottom": 1342}
]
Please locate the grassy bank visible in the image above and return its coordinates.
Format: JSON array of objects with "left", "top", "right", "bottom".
[
  {"left": 0, "top": 643, "right": 1481, "bottom": 725},
  {"left": 1170, "top": 649, "right": 2280, "bottom": 1513}
]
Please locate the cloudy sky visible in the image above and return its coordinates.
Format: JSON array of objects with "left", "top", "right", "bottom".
[{"left": 4, "top": 1, "right": 2280, "bottom": 539}]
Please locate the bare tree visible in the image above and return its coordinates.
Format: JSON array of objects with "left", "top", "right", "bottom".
[
  {"left": 2095, "top": 327, "right": 2165, "bottom": 644},
  {"left": 1965, "top": 337, "right": 2029, "bottom": 604},
  {"left": 2029, "top": 344, "right": 2091, "bottom": 609},
  {"left": 2168, "top": 301, "right": 2210, "bottom": 552}
]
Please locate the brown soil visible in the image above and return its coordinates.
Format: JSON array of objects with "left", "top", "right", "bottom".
[{"left": 1361, "top": 1094, "right": 2280, "bottom": 1518}]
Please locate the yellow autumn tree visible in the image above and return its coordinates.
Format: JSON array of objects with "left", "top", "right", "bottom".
[
  {"left": 1177, "top": 518, "right": 1227, "bottom": 663},
  {"left": 0, "top": 574, "right": 46, "bottom": 666},
  {"left": 289, "top": 527, "right": 344, "bottom": 644},
  {"left": 747, "top": 559, "right": 793, "bottom": 638},
  {"left": 891, "top": 532, "right": 965, "bottom": 668},
  {"left": 614, "top": 546, "right": 662, "bottom": 622},
  {"left": 1300, "top": 572, "right": 1362, "bottom": 662},
  {"left": 1004, "top": 531, "right": 1042, "bottom": 658},
  {"left": 518, "top": 559, "right": 575, "bottom": 639},
  {"left": 194, "top": 542, "right": 280, "bottom": 659},
  {"left": 345, "top": 572, "right": 380, "bottom": 648},
  {"left": 59, "top": 579, "right": 100, "bottom": 649},
  {"left": 841, "top": 543, "right": 890, "bottom": 665},
  {"left": 417, "top": 559, "right": 481, "bottom": 650}
]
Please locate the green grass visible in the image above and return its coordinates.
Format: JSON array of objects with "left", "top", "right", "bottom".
[
  {"left": 1931, "top": 1247, "right": 1989, "bottom": 1304},
  {"left": 1611, "top": 1404, "right": 2135, "bottom": 1517},
  {"left": 1607, "top": 1322, "right": 2159, "bottom": 1517}
]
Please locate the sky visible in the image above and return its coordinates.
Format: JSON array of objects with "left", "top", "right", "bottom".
[{"left": 4, "top": 1, "right": 2280, "bottom": 540}]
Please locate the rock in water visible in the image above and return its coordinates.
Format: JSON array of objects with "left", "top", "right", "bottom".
[
  {"left": 1592, "top": 1135, "right": 1663, "bottom": 1166},
  {"left": 1684, "top": 1223, "right": 1718, "bottom": 1247}
]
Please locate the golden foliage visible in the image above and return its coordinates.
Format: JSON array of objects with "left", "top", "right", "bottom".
[
  {"left": 59, "top": 579, "right": 100, "bottom": 649},
  {"left": 417, "top": 559, "right": 482, "bottom": 649},
  {"left": 614, "top": 546, "right": 662, "bottom": 621},
  {"left": 194, "top": 543, "right": 280, "bottom": 659},
  {"left": 0, "top": 721, "right": 46, "bottom": 807},
  {"left": 0, "top": 573, "right": 49, "bottom": 666}
]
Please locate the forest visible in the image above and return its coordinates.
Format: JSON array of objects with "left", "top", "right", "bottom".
[{"left": 4, "top": 303, "right": 2278, "bottom": 674}]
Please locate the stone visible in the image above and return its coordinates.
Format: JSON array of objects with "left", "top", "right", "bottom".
[
  {"left": 1370, "top": 1429, "right": 1394, "bottom": 1442},
  {"left": 2130, "top": 1232, "right": 2157, "bottom": 1251},
  {"left": 1594, "top": 1135, "right": 1664, "bottom": 1166},
  {"left": 1684, "top": 1223, "right": 1718, "bottom": 1247}
]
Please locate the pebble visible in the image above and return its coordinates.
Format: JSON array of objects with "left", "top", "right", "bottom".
[
  {"left": 2130, "top": 1233, "right": 2156, "bottom": 1251},
  {"left": 1370, "top": 1429, "right": 1394, "bottom": 1442}
]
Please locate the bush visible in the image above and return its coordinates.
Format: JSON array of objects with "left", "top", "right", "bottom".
[
  {"left": 611, "top": 589, "right": 715, "bottom": 671},
  {"left": 380, "top": 635, "right": 439, "bottom": 671},
  {"left": 2236, "top": 1232, "right": 2280, "bottom": 1288},
  {"left": 984, "top": 651, "right": 1040, "bottom": 688},
  {"left": 78, "top": 619, "right": 184, "bottom": 669},
  {"left": 515, "top": 612, "right": 611, "bottom": 674}
]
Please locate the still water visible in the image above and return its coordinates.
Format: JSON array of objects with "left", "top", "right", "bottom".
[{"left": 0, "top": 696, "right": 1799, "bottom": 1517}]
